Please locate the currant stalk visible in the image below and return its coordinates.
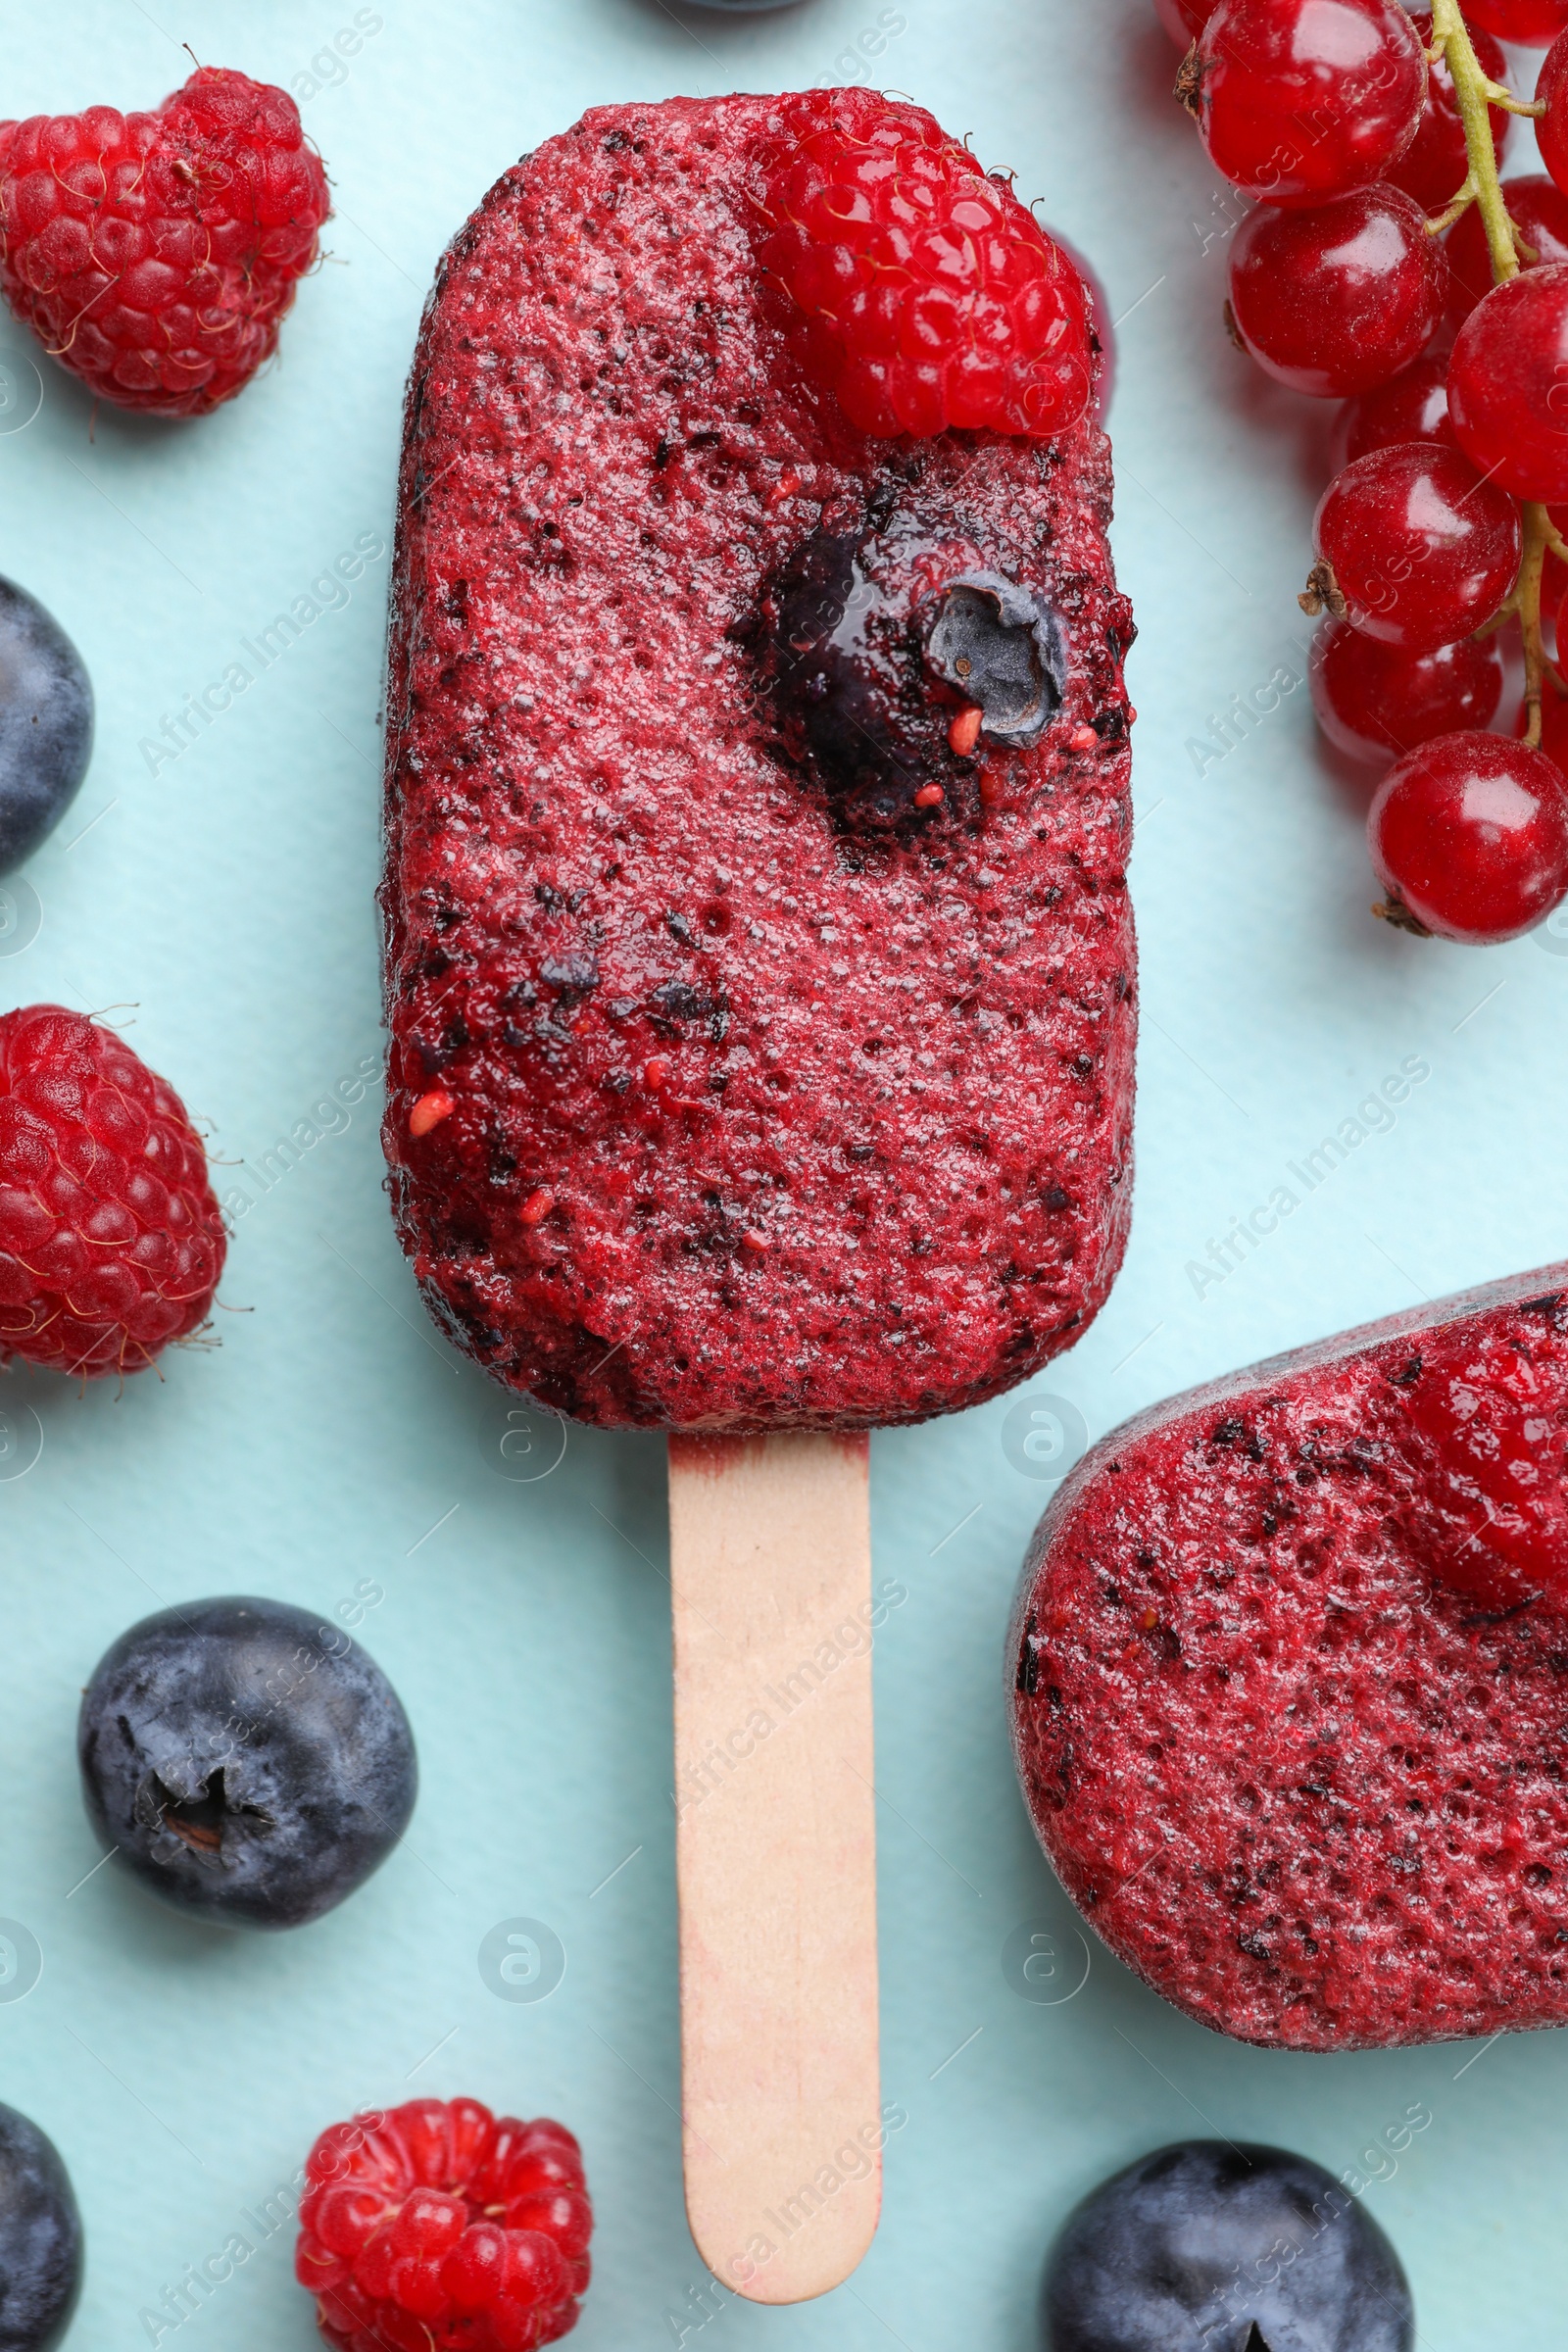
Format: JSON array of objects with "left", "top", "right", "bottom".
[{"left": 1429, "top": 0, "right": 1554, "bottom": 742}]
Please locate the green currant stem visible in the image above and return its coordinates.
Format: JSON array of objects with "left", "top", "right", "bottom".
[
  {"left": 1480, "top": 82, "right": 1545, "bottom": 117},
  {"left": 1426, "top": 175, "right": 1477, "bottom": 235},
  {"left": 1429, "top": 1, "right": 1520, "bottom": 284},
  {"left": 1431, "top": 0, "right": 1547, "bottom": 744}
]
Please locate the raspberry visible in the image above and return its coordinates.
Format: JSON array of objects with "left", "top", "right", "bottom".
[
  {"left": 0, "top": 67, "right": 329, "bottom": 417},
  {"left": 0, "top": 1004, "right": 225, "bottom": 1379},
  {"left": 1395, "top": 1324, "right": 1568, "bottom": 1611},
  {"left": 298, "top": 2100, "right": 592, "bottom": 2352},
  {"left": 754, "top": 88, "right": 1096, "bottom": 440}
]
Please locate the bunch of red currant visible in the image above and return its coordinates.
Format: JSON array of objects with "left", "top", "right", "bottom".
[{"left": 1161, "top": 0, "right": 1568, "bottom": 944}]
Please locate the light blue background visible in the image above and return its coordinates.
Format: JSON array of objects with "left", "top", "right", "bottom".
[{"left": 0, "top": 0, "right": 1561, "bottom": 2344}]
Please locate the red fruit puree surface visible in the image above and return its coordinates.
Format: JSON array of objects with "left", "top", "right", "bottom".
[
  {"left": 381, "top": 94, "right": 1137, "bottom": 1430},
  {"left": 1011, "top": 1268, "right": 1568, "bottom": 2050}
]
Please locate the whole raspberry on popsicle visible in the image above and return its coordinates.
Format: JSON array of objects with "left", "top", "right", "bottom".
[
  {"left": 753, "top": 88, "right": 1096, "bottom": 438},
  {"left": 297, "top": 2099, "right": 592, "bottom": 2352},
  {"left": 0, "top": 1004, "right": 225, "bottom": 1378},
  {"left": 0, "top": 67, "right": 329, "bottom": 416}
]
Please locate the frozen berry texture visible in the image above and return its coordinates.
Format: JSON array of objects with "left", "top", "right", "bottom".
[
  {"left": 754, "top": 90, "right": 1096, "bottom": 439},
  {"left": 0, "top": 2104, "right": 81, "bottom": 2352},
  {"left": 79, "top": 1596, "right": 417, "bottom": 1931},
  {"left": 298, "top": 2098, "right": 591, "bottom": 2352},
  {"left": 382, "top": 96, "right": 1137, "bottom": 1431},
  {"left": 1010, "top": 1266, "right": 1568, "bottom": 2050},
  {"left": 1046, "top": 2140, "right": 1413, "bottom": 2352},
  {"left": 0, "top": 67, "right": 328, "bottom": 417},
  {"left": 0, "top": 1004, "right": 224, "bottom": 1379}
]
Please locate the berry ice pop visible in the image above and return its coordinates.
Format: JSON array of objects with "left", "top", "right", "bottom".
[
  {"left": 1011, "top": 1264, "right": 1568, "bottom": 2052},
  {"left": 381, "top": 88, "right": 1136, "bottom": 2297},
  {"left": 381, "top": 91, "right": 1136, "bottom": 1434}
]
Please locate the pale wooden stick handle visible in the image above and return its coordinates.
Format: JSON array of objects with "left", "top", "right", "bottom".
[{"left": 668, "top": 1430, "right": 881, "bottom": 2306}]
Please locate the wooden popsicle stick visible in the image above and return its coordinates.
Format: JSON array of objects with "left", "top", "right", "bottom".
[{"left": 667, "top": 1430, "right": 881, "bottom": 2306}]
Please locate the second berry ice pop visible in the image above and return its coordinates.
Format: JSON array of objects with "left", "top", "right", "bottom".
[{"left": 1012, "top": 1265, "right": 1568, "bottom": 2052}]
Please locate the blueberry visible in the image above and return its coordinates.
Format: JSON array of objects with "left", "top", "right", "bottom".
[
  {"left": 761, "top": 524, "right": 924, "bottom": 829},
  {"left": 757, "top": 516, "right": 1064, "bottom": 832},
  {"left": 0, "top": 2104, "right": 82, "bottom": 2352},
  {"left": 78, "top": 1596, "right": 417, "bottom": 1932},
  {"left": 1045, "top": 2141, "right": 1413, "bottom": 2352},
  {"left": 0, "top": 578, "right": 93, "bottom": 877},
  {"left": 926, "top": 573, "right": 1064, "bottom": 743}
]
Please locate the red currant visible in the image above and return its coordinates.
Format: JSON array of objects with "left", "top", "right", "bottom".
[
  {"left": 1466, "top": 0, "right": 1568, "bottom": 43},
  {"left": 1313, "top": 444, "right": 1521, "bottom": 653},
  {"left": 1229, "top": 187, "right": 1448, "bottom": 397},
  {"left": 1192, "top": 0, "right": 1426, "bottom": 208},
  {"left": 1388, "top": 14, "right": 1512, "bottom": 213},
  {"left": 1537, "top": 30, "right": 1568, "bottom": 201},
  {"left": 1540, "top": 678, "right": 1568, "bottom": 764},
  {"left": 1311, "top": 618, "right": 1504, "bottom": 764},
  {"left": 1335, "top": 346, "right": 1456, "bottom": 466},
  {"left": 1152, "top": 0, "right": 1217, "bottom": 43},
  {"left": 1446, "top": 175, "right": 1568, "bottom": 321},
  {"left": 1368, "top": 732, "right": 1568, "bottom": 942},
  {"left": 1448, "top": 262, "right": 1568, "bottom": 502}
]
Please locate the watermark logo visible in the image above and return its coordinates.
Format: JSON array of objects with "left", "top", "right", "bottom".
[
  {"left": 0, "top": 878, "right": 41, "bottom": 958},
  {"left": 1535, "top": 903, "right": 1568, "bottom": 956},
  {"left": 1001, "top": 1917, "right": 1092, "bottom": 2006},
  {"left": 480, "top": 1400, "right": 568, "bottom": 1484},
  {"left": 0, "top": 1921, "right": 42, "bottom": 2003},
  {"left": 138, "top": 532, "right": 387, "bottom": 782},
  {"left": 811, "top": 6, "right": 907, "bottom": 86},
  {"left": 0, "top": 339, "right": 43, "bottom": 435},
  {"left": 292, "top": 5, "right": 384, "bottom": 101},
  {"left": 1185, "top": 637, "right": 1311, "bottom": 778},
  {"left": 221, "top": 1052, "right": 380, "bottom": 1222},
  {"left": 478, "top": 1917, "right": 566, "bottom": 2004},
  {"left": 1187, "top": 1053, "right": 1433, "bottom": 1300},
  {"left": 0, "top": 1403, "right": 43, "bottom": 1482},
  {"left": 1001, "top": 1394, "right": 1088, "bottom": 1482}
]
